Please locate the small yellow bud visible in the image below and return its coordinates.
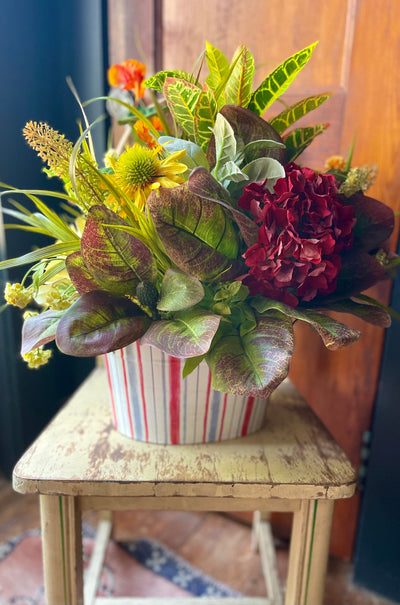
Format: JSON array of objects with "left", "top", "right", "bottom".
[
  {"left": 22, "top": 346, "right": 52, "bottom": 369},
  {"left": 4, "top": 283, "right": 34, "bottom": 309},
  {"left": 325, "top": 155, "right": 346, "bottom": 171}
]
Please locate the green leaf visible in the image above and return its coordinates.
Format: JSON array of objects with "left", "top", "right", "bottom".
[
  {"left": 188, "top": 167, "right": 259, "bottom": 247},
  {"left": 147, "top": 185, "right": 241, "bottom": 281},
  {"left": 56, "top": 290, "right": 152, "bottom": 356},
  {"left": 163, "top": 77, "right": 202, "bottom": 139},
  {"left": 322, "top": 298, "right": 392, "bottom": 328},
  {"left": 21, "top": 309, "right": 64, "bottom": 355},
  {"left": 284, "top": 123, "right": 328, "bottom": 162},
  {"left": 269, "top": 93, "right": 331, "bottom": 134},
  {"left": 144, "top": 70, "right": 197, "bottom": 93},
  {"left": 225, "top": 45, "right": 255, "bottom": 108},
  {"left": 211, "top": 113, "right": 237, "bottom": 179},
  {"left": 248, "top": 42, "right": 318, "bottom": 115},
  {"left": 157, "top": 268, "right": 205, "bottom": 312},
  {"left": 80, "top": 205, "right": 157, "bottom": 296},
  {"left": 240, "top": 138, "right": 286, "bottom": 164},
  {"left": 193, "top": 84, "right": 218, "bottom": 151},
  {"left": 217, "top": 161, "right": 247, "bottom": 184},
  {"left": 242, "top": 157, "right": 285, "bottom": 192},
  {"left": 141, "top": 308, "right": 221, "bottom": 357},
  {"left": 182, "top": 354, "right": 207, "bottom": 378},
  {"left": 251, "top": 297, "right": 361, "bottom": 350},
  {"left": 0, "top": 241, "right": 80, "bottom": 271},
  {"left": 206, "top": 313, "right": 294, "bottom": 397},
  {"left": 205, "top": 41, "right": 230, "bottom": 104},
  {"left": 158, "top": 136, "right": 209, "bottom": 170}
]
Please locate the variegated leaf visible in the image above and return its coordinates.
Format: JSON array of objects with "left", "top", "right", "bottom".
[
  {"left": 269, "top": 92, "right": 331, "bottom": 134},
  {"left": 225, "top": 45, "right": 255, "bottom": 108},
  {"left": 251, "top": 297, "right": 361, "bottom": 350},
  {"left": 163, "top": 77, "right": 202, "bottom": 139},
  {"left": 284, "top": 123, "right": 329, "bottom": 162},
  {"left": 193, "top": 84, "right": 218, "bottom": 151},
  {"left": 248, "top": 42, "right": 318, "bottom": 115},
  {"left": 141, "top": 308, "right": 221, "bottom": 358},
  {"left": 205, "top": 41, "right": 229, "bottom": 106},
  {"left": 206, "top": 312, "right": 294, "bottom": 397},
  {"left": 144, "top": 70, "right": 197, "bottom": 93}
]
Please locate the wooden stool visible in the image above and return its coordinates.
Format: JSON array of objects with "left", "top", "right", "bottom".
[{"left": 13, "top": 368, "right": 356, "bottom": 605}]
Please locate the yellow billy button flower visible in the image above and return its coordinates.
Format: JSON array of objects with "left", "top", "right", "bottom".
[
  {"left": 110, "top": 145, "right": 187, "bottom": 211},
  {"left": 325, "top": 154, "right": 346, "bottom": 171},
  {"left": 4, "top": 282, "right": 34, "bottom": 309},
  {"left": 22, "top": 346, "right": 52, "bottom": 369}
]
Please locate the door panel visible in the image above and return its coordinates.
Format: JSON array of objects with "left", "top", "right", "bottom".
[{"left": 107, "top": 0, "right": 400, "bottom": 560}]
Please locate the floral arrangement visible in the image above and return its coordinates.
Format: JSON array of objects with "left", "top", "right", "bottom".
[{"left": 0, "top": 42, "right": 397, "bottom": 399}]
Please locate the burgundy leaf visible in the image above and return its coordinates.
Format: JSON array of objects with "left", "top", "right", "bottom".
[
  {"left": 66, "top": 251, "right": 99, "bottom": 295},
  {"left": 21, "top": 309, "right": 64, "bottom": 354}
]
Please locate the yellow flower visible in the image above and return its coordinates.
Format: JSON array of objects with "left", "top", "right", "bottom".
[
  {"left": 4, "top": 283, "right": 34, "bottom": 308},
  {"left": 109, "top": 144, "right": 187, "bottom": 211},
  {"left": 325, "top": 155, "right": 346, "bottom": 171},
  {"left": 22, "top": 346, "right": 52, "bottom": 369}
]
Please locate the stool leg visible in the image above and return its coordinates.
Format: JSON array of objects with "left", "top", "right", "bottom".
[
  {"left": 40, "top": 495, "right": 84, "bottom": 605},
  {"left": 285, "top": 499, "right": 334, "bottom": 605}
]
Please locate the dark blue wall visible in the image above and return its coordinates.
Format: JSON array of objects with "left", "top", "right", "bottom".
[
  {"left": 0, "top": 0, "right": 107, "bottom": 475},
  {"left": 354, "top": 249, "right": 400, "bottom": 601}
]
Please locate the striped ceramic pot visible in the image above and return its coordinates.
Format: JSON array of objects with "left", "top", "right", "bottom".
[{"left": 104, "top": 342, "right": 268, "bottom": 444}]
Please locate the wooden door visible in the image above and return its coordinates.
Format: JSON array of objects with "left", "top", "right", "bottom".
[{"left": 107, "top": 0, "right": 400, "bottom": 560}]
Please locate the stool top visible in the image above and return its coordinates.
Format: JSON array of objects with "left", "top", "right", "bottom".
[{"left": 13, "top": 368, "right": 356, "bottom": 500}]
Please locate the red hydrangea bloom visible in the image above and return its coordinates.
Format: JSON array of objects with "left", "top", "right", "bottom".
[{"left": 238, "top": 162, "right": 356, "bottom": 307}]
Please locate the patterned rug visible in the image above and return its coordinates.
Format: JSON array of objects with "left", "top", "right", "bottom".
[{"left": 0, "top": 524, "right": 242, "bottom": 603}]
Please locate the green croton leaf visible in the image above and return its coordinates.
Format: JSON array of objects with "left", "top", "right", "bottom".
[
  {"left": 193, "top": 84, "right": 218, "bottom": 151},
  {"left": 248, "top": 41, "right": 318, "bottom": 115},
  {"left": 157, "top": 268, "right": 205, "bottom": 312},
  {"left": 56, "top": 290, "right": 152, "bottom": 356},
  {"left": 206, "top": 312, "right": 294, "bottom": 398},
  {"left": 284, "top": 123, "right": 328, "bottom": 162},
  {"left": 141, "top": 308, "right": 221, "bottom": 358},
  {"left": 163, "top": 77, "right": 201, "bottom": 140},
  {"left": 205, "top": 41, "right": 230, "bottom": 107},
  {"left": 225, "top": 45, "right": 255, "bottom": 108},
  {"left": 269, "top": 93, "right": 331, "bottom": 134},
  {"left": 147, "top": 184, "right": 242, "bottom": 281},
  {"left": 251, "top": 297, "right": 361, "bottom": 350},
  {"left": 80, "top": 205, "right": 157, "bottom": 296},
  {"left": 144, "top": 70, "right": 198, "bottom": 93},
  {"left": 21, "top": 309, "right": 65, "bottom": 355}
]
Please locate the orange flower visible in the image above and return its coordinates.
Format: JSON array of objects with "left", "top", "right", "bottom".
[
  {"left": 134, "top": 116, "right": 163, "bottom": 149},
  {"left": 108, "top": 59, "right": 146, "bottom": 100}
]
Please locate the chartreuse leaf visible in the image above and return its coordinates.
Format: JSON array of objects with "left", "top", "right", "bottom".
[
  {"left": 225, "top": 45, "right": 255, "bottom": 108},
  {"left": 157, "top": 268, "right": 205, "bottom": 312},
  {"left": 147, "top": 185, "right": 241, "bottom": 281},
  {"left": 270, "top": 93, "right": 331, "bottom": 134},
  {"left": 284, "top": 123, "right": 328, "bottom": 162},
  {"left": 205, "top": 41, "right": 230, "bottom": 107},
  {"left": 0, "top": 241, "right": 80, "bottom": 271},
  {"left": 248, "top": 42, "right": 318, "bottom": 115},
  {"left": 80, "top": 205, "right": 157, "bottom": 297},
  {"left": 251, "top": 297, "right": 361, "bottom": 350},
  {"left": 158, "top": 136, "right": 209, "bottom": 170},
  {"left": 182, "top": 353, "right": 207, "bottom": 378},
  {"left": 163, "top": 77, "right": 201, "bottom": 139},
  {"left": 141, "top": 308, "right": 221, "bottom": 358},
  {"left": 144, "top": 70, "right": 197, "bottom": 93},
  {"left": 193, "top": 84, "right": 218, "bottom": 151},
  {"left": 206, "top": 312, "right": 294, "bottom": 397},
  {"left": 21, "top": 309, "right": 65, "bottom": 354},
  {"left": 56, "top": 290, "right": 152, "bottom": 356}
]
